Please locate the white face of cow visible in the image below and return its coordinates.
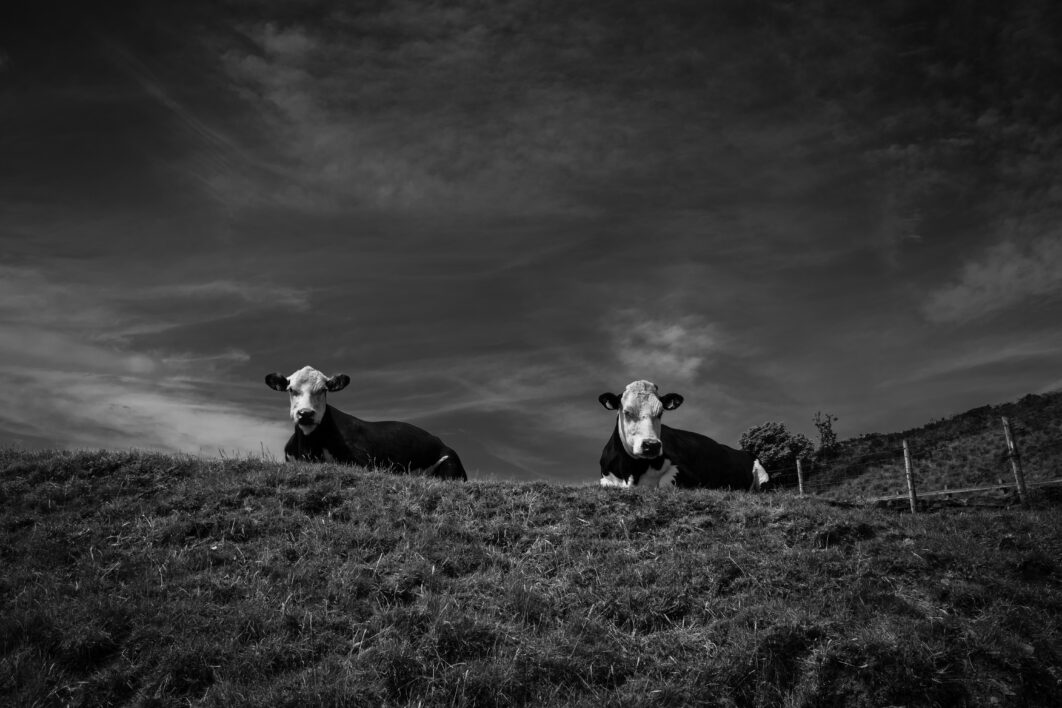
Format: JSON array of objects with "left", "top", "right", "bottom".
[
  {"left": 265, "top": 366, "right": 350, "bottom": 433},
  {"left": 599, "top": 380, "right": 683, "bottom": 459}
]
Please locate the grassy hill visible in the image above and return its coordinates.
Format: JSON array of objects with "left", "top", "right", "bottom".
[
  {"left": 2, "top": 448, "right": 1061, "bottom": 706},
  {"left": 786, "top": 391, "right": 1062, "bottom": 501}
]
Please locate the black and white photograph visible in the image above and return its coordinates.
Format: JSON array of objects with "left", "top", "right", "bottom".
[{"left": 2, "top": 1, "right": 1061, "bottom": 705}]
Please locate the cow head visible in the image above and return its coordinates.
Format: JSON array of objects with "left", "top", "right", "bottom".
[
  {"left": 265, "top": 365, "right": 350, "bottom": 433},
  {"left": 599, "top": 380, "right": 683, "bottom": 459}
]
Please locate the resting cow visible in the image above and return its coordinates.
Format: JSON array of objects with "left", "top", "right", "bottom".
[
  {"left": 598, "top": 380, "right": 769, "bottom": 490},
  {"left": 265, "top": 365, "right": 467, "bottom": 480}
]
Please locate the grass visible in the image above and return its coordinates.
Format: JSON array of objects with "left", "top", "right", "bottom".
[{"left": 2, "top": 448, "right": 1061, "bottom": 706}]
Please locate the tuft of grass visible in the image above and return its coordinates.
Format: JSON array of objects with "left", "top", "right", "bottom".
[{"left": 2, "top": 448, "right": 1061, "bottom": 706}]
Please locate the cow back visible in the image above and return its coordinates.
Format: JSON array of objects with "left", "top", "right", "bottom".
[{"left": 659, "top": 425, "right": 756, "bottom": 490}]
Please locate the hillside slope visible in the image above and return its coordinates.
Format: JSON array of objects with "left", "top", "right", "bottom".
[
  {"left": 2, "top": 449, "right": 1061, "bottom": 707},
  {"left": 796, "top": 391, "right": 1062, "bottom": 500}
]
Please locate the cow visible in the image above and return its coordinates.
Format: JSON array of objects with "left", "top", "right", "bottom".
[
  {"left": 597, "top": 380, "right": 769, "bottom": 490},
  {"left": 265, "top": 365, "right": 467, "bottom": 480}
]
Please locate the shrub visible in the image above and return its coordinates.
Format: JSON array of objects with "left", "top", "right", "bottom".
[{"left": 740, "top": 421, "right": 815, "bottom": 468}]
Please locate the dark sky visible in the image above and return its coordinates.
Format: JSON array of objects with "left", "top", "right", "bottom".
[{"left": 2, "top": 1, "right": 1061, "bottom": 482}]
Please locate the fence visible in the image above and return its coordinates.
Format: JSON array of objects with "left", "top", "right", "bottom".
[{"left": 763, "top": 416, "right": 1062, "bottom": 512}]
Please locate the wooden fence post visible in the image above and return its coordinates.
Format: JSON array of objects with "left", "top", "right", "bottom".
[
  {"left": 796, "top": 458, "right": 805, "bottom": 496},
  {"left": 903, "top": 439, "right": 917, "bottom": 514},
  {"left": 1001, "top": 417, "right": 1029, "bottom": 507}
]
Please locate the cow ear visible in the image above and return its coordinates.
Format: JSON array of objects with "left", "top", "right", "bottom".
[
  {"left": 599, "top": 393, "right": 621, "bottom": 410},
  {"left": 326, "top": 374, "right": 350, "bottom": 392},
  {"left": 265, "top": 373, "right": 289, "bottom": 391},
  {"left": 660, "top": 393, "right": 684, "bottom": 410}
]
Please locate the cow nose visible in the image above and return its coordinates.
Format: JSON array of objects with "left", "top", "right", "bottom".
[
  {"left": 296, "top": 410, "right": 315, "bottom": 422},
  {"left": 642, "top": 440, "right": 662, "bottom": 456}
]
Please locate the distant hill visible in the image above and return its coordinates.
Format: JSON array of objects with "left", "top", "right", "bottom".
[
  {"left": 2, "top": 448, "right": 1061, "bottom": 706},
  {"left": 790, "top": 390, "right": 1062, "bottom": 500}
]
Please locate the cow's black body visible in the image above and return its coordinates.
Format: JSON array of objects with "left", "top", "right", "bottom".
[
  {"left": 285, "top": 405, "right": 467, "bottom": 480},
  {"left": 600, "top": 423, "right": 758, "bottom": 489}
]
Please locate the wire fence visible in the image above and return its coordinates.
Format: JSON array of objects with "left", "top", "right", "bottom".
[{"left": 764, "top": 416, "right": 1062, "bottom": 511}]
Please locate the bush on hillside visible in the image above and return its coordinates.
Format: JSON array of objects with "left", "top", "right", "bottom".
[
  {"left": 813, "top": 411, "right": 840, "bottom": 457},
  {"left": 740, "top": 421, "right": 814, "bottom": 470}
]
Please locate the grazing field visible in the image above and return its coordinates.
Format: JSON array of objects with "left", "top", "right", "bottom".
[
  {"left": 2, "top": 448, "right": 1061, "bottom": 707},
  {"left": 802, "top": 391, "right": 1062, "bottom": 501}
]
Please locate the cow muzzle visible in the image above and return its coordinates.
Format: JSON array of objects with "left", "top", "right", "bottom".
[
  {"left": 295, "top": 409, "right": 317, "bottom": 425},
  {"left": 635, "top": 438, "right": 662, "bottom": 458}
]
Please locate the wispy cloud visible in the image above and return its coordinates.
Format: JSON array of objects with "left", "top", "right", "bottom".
[
  {"left": 0, "top": 325, "right": 157, "bottom": 377},
  {"left": 0, "top": 265, "right": 311, "bottom": 341},
  {"left": 218, "top": 7, "right": 847, "bottom": 218},
  {"left": 220, "top": 28, "right": 595, "bottom": 216},
  {"left": 100, "top": 38, "right": 239, "bottom": 156},
  {"left": 143, "top": 280, "right": 312, "bottom": 311},
  {"left": 0, "top": 264, "right": 304, "bottom": 458},
  {"left": 96, "top": 33, "right": 283, "bottom": 211},
  {"left": 880, "top": 338, "right": 1062, "bottom": 387},
  {"left": 319, "top": 350, "right": 597, "bottom": 424},
  {"left": 0, "top": 367, "right": 286, "bottom": 458},
  {"left": 161, "top": 349, "right": 253, "bottom": 379},
  {"left": 924, "top": 235, "right": 1062, "bottom": 323},
  {"left": 604, "top": 310, "right": 726, "bottom": 384}
]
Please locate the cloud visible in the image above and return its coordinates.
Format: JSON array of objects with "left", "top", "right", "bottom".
[
  {"left": 256, "top": 23, "right": 316, "bottom": 58},
  {"left": 220, "top": 27, "right": 598, "bottom": 216},
  {"left": 95, "top": 33, "right": 290, "bottom": 206},
  {"left": 880, "top": 338, "right": 1062, "bottom": 387},
  {"left": 0, "top": 265, "right": 118, "bottom": 330},
  {"left": 0, "top": 367, "right": 287, "bottom": 459},
  {"left": 605, "top": 310, "right": 725, "bottom": 383},
  {"left": 217, "top": 7, "right": 835, "bottom": 217},
  {"left": 143, "top": 280, "right": 311, "bottom": 312},
  {"left": 161, "top": 349, "right": 253, "bottom": 378},
  {"left": 0, "top": 265, "right": 311, "bottom": 343},
  {"left": 0, "top": 325, "right": 158, "bottom": 377},
  {"left": 322, "top": 349, "right": 597, "bottom": 422},
  {"left": 0, "top": 265, "right": 304, "bottom": 458},
  {"left": 924, "top": 235, "right": 1062, "bottom": 323}
]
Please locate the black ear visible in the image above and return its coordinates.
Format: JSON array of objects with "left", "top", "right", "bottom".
[
  {"left": 265, "top": 373, "right": 289, "bottom": 391},
  {"left": 660, "top": 393, "right": 684, "bottom": 410},
  {"left": 326, "top": 374, "right": 350, "bottom": 392},
  {"left": 599, "top": 393, "right": 621, "bottom": 410}
]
